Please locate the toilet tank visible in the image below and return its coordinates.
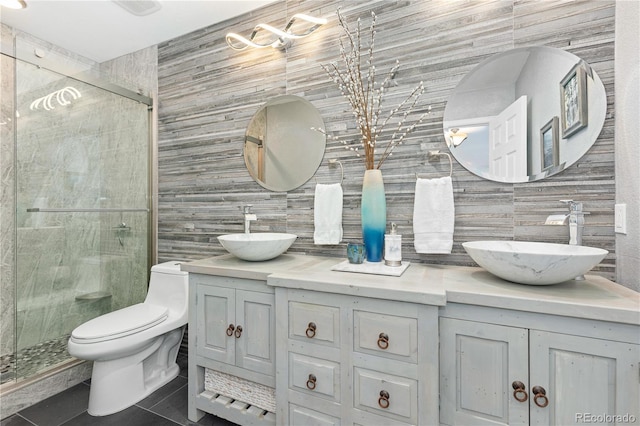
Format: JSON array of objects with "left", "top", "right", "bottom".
[{"left": 144, "top": 261, "right": 189, "bottom": 320}]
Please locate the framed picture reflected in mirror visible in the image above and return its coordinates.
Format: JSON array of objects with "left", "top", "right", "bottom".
[
  {"left": 541, "top": 116, "right": 559, "bottom": 171},
  {"left": 560, "top": 62, "right": 588, "bottom": 138}
]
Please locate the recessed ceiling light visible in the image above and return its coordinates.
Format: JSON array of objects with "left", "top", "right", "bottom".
[
  {"left": 0, "top": 0, "right": 27, "bottom": 9},
  {"left": 112, "top": 0, "right": 161, "bottom": 16}
]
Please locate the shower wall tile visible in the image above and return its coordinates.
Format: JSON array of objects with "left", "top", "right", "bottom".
[
  {"left": 99, "top": 46, "right": 157, "bottom": 296},
  {"left": 11, "top": 64, "right": 152, "bottom": 350},
  {"left": 99, "top": 45, "right": 158, "bottom": 97},
  {"left": 13, "top": 227, "right": 113, "bottom": 350},
  {"left": 1, "top": 25, "right": 17, "bottom": 357},
  {"left": 157, "top": 0, "right": 617, "bottom": 281}
]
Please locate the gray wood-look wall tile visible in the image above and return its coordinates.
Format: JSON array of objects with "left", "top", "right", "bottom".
[{"left": 158, "top": 0, "right": 616, "bottom": 280}]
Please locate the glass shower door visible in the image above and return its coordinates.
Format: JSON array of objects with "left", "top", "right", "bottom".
[{"left": 11, "top": 59, "right": 150, "bottom": 382}]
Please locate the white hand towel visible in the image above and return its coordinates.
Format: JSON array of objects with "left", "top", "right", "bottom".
[
  {"left": 413, "top": 176, "right": 455, "bottom": 254},
  {"left": 314, "top": 183, "right": 343, "bottom": 245}
]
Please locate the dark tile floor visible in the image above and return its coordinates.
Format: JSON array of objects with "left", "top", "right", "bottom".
[{"left": 1, "top": 355, "right": 237, "bottom": 426}]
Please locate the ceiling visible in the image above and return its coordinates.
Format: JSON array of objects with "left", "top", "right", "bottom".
[{"left": 0, "top": 0, "right": 278, "bottom": 62}]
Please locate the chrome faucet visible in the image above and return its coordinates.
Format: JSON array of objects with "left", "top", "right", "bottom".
[
  {"left": 560, "top": 199, "right": 589, "bottom": 246},
  {"left": 241, "top": 205, "right": 257, "bottom": 234},
  {"left": 545, "top": 199, "right": 590, "bottom": 280},
  {"left": 545, "top": 200, "right": 589, "bottom": 245}
]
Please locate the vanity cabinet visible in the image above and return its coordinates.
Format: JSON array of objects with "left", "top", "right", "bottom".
[
  {"left": 439, "top": 305, "right": 640, "bottom": 426},
  {"left": 184, "top": 254, "right": 640, "bottom": 426},
  {"left": 189, "top": 273, "right": 276, "bottom": 425},
  {"left": 275, "top": 288, "right": 440, "bottom": 426}
]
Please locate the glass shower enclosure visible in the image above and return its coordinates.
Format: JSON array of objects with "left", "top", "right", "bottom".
[{"left": 0, "top": 56, "right": 152, "bottom": 386}]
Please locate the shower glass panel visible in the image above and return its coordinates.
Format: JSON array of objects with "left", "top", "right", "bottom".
[{"left": 4, "top": 59, "right": 150, "bottom": 384}]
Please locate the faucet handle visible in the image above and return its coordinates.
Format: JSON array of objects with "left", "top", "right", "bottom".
[
  {"left": 560, "top": 199, "right": 581, "bottom": 212},
  {"left": 241, "top": 204, "right": 253, "bottom": 214},
  {"left": 560, "top": 200, "right": 590, "bottom": 214}
]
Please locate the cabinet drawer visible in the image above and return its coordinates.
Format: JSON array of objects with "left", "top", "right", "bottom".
[
  {"left": 354, "top": 310, "right": 418, "bottom": 362},
  {"left": 290, "top": 404, "right": 341, "bottom": 426},
  {"left": 354, "top": 367, "right": 417, "bottom": 423},
  {"left": 289, "top": 353, "right": 340, "bottom": 401},
  {"left": 289, "top": 301, "right": 340, "bottom": 346}
]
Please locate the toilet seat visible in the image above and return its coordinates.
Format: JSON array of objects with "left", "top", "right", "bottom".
[{"left": 71, "top": 303, "right": 168, "bottom": 343}]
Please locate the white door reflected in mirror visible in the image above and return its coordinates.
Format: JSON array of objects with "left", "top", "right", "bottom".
[{"left": 488, "top": 95, "right": 528, "bottom": 180}]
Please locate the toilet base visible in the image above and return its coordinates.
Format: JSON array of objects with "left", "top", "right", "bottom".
[{"left": 86, "top": 327, "right": 184, "bottom": 416}]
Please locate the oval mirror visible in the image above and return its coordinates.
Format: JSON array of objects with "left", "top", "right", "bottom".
[
  {"left": 244, "top": 95, "right": 326, "bottom": 191},
  {"left": 443, "top": 46, "right": 606, "bottom": 183}
]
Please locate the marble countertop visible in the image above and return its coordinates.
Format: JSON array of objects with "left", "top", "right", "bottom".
[
  {"left": 180, "top": 253, "right": 327, "bottom": 281},
  {"left": 181, "top": 254, "right": 640, "bottom": 326},
  {"left": 437, "top": 266, "right": 640, "bottom": 325}
]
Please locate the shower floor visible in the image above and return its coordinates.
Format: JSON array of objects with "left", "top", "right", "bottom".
[{"left": 0, "top": 334, "right": 72, "bottom": 385}]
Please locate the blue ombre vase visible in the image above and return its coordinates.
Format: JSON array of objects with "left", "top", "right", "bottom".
[{"left": 361, "top": 169, "right": 386, "bottom": 262}]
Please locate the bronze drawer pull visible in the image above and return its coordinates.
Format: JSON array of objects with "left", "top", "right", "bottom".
[
  {"left": 306, "top": 322, "right": 317, "bottom": 338},
  {"left": 378, "top": 390, "right": 390, "bottom": 409},
  {"left": 234, "top": 325, "right": 243, "bottom": 338},
  {"left": 512, "top": 381, "right": 528, "bottom": 402},
  {"left": 226, "top": 324, "right": 235, "bottom": 336},
  {"left": 532, "top": 385, "right": 549, "bottom": 407},
  {"left": 377, "top": 332, "right": 389, "bottom": 350},
  {"left": 306, "top": 374, "right": 317, "bottom": 390}
]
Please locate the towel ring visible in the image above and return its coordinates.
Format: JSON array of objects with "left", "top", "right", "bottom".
[
  {"left": 316, "top": 159, "right": 344, "bottom": 185},
  {"left": 416, "top": 150, "right": 453, "bottom": 178}
]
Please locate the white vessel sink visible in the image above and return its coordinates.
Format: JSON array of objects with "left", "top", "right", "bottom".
[
  {"left": 462, "top": 240, "right": 608, "bottom": 285},
  {"left": 218, "top": 233, "right": 297, "bottom": 261}
]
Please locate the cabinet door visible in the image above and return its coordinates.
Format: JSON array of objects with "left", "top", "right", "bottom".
[
  {"left": 195, "top": 285, "right": 235, "bottom": 365},
  {"left": 440, "top": 318, "right": 529, "bottom": 426},
  {"left": 529, "top": 331, "right": 640, "bottom": 425},
  {"left": 235, "top": 289, "right": 275, "bottom": 377}
]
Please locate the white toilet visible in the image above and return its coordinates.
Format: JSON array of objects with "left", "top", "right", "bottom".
[{"left": 68, "top": 261, "right": 189, "bottom": 416}]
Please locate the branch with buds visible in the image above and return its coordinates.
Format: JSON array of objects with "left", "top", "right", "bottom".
[{"left": 320, "top": 8, "right": 431, "bottom": 170}]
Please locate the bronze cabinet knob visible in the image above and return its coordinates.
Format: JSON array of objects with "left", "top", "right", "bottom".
[
  {"left": 532, "top": 385, "right": 549, "bottom": 407},
  {"left": 305, "top": 322, "right": 317, "bottom": 338},
  {"left": 306, "top": 374, "right": 317, "bottom": 390},
  {"left": 378, "top": 390, "right": 390, "bottom": 409},
  {"left": 226, "top": 324, "right": 235, "bottom": 336},
  {"left": 234, "top": 325, "right": 243, "bottom": 338},
  {"left": 512, "top": 380, "right": 528, "bottom": 402},
  {"left": 377, "top": 332, "right": 389, "bottom": 350}
]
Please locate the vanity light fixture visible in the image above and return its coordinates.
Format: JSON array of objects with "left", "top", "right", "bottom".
[
  {"left": 0, "top": 0, "right": 26, "bottom": 9},
  {"left": 226, "top": 13, "right": 327, "bottom": 51},
  {"left": 448, "top": 128, "right": 468, "bottom": 147}
]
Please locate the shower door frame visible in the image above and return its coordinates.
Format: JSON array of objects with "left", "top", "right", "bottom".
[{"left": 1, "top": 45, "right": 157, "bottom": 390}]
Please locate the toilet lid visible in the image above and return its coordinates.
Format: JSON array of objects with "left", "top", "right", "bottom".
[{"left": 71, "top": 303, "right": 168, "bottom": 343}]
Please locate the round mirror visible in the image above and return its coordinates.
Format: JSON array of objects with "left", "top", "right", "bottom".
[
  {"left": 443, "top": 46, "right": 606, "bottom": 183},
  {"left": 244, "top": 95, "right": 326, "bottom": 191}
]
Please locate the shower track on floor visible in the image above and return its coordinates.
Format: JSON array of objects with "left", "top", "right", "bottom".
[{"left": 0, "top": 334, "right": 72, "bottom": 385}]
